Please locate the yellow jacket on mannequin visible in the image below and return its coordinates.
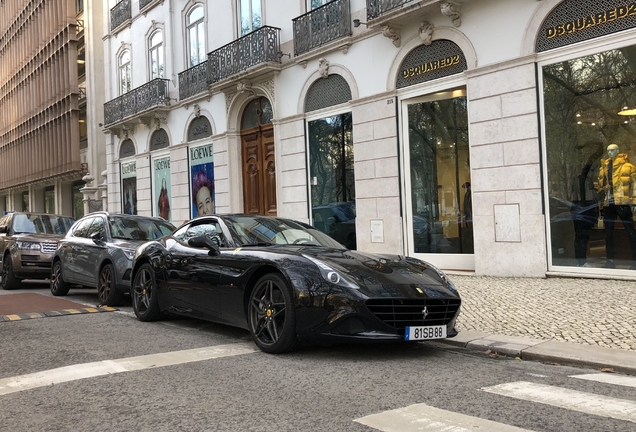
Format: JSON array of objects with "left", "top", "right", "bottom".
[{"left": 598, "top": 153, "right": 636, "bottom": 206}]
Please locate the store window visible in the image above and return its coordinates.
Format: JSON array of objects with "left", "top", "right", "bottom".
[
  {"left": 239, "top": 0, "right": 262, "bottom": 36},
  {"left": 149, "top": 30, "right": 164, "bottom": 79},
  {"left": 44, "top": 187, "right": 55, "bottom": 214},
  {"left": 186, "top": 5, "right": 206, "bottom": 67},
  {"left": 406, "top": 88, "right": 472, "bottom": 255},
  {"left": 543, "top": 45, "right": 636, "bottom": 270},
  {"left": 73, "top": 182, "right": 85, "bottom": 220}
]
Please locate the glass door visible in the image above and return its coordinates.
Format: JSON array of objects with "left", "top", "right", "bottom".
[
  {"left": 403, "top": 88, "right": 474, "bottom": 270},
  {"left": 308, "top": 112, "right": 356, "bottom": 250}
]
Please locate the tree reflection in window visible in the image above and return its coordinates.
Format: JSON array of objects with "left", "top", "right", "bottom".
[{"left": 308, "top": 112, "right": 356, "bottom": 249}]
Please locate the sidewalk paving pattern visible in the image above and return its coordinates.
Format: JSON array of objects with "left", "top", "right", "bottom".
[
  {"left": 449, "top": 275, "right": 636, "bottom": 351},
  {"left": 440, "top": 275, "right": 636, "bottom": 374}
]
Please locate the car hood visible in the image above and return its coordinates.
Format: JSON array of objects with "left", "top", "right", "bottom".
[
  {"left": 298, "top": 247, "right": 458, "bottom": 298},
  {"left": 112, "top": 239, "right": 146, "bottom": 250},
  {"left": 13, "top": 233, "right": 65, "bottom": 242}
]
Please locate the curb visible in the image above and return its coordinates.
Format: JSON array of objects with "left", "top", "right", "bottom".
[
  {"left": 0, "top": 306, "right": 118, "bottom": 322},
  {"left": 436, "top": 330, "right": 636, "bottom": 376}
]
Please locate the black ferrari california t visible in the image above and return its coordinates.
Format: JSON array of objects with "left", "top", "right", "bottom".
[{"left": 130, "top": 215, "right": 461, "bottom": 353}]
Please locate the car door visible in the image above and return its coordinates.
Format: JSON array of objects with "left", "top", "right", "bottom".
[
  {"left": 167, "top": 220, "right": 228, "bottom": 319},
  {"left": 83, "top": 216, "right": 108, "bottom": 286},
  {"left": 64, "top": 217, "right": 95, "bottom": 284},
  {"left": 57, "top": 217, "right": 94, "bottom": 283}
]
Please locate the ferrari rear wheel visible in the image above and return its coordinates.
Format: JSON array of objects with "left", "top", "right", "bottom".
[
  {"left": 248, "top": 273, "right": 298, "bottom": 354},
  {"left": 97, "top": 263, "right": 124, "bottom": 306},
  {"left": 131, "top": 263, "right": 164, "bottom": 321},
  {"left": 50, "top": 260, "right": 70, "bottom": 296}
]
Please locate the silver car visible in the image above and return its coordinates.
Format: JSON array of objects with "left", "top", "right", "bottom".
[{"left": 50, "top": 212, "right": 175, "bottom": 306}]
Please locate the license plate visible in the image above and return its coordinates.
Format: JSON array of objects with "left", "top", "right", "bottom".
[{"left": 405, "top": 325, "right": 447, "bottom": 341}]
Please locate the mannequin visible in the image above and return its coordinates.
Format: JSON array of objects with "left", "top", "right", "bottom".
[{"left": 597, "top": 144, "right": 636, "bottom": 268}]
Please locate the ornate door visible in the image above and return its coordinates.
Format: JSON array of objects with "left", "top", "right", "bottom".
[{"left": 240, "top": 97, "right": 277, "bottom": 216}]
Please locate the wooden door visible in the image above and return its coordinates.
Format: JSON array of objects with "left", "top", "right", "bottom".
[{"left": 241, "top": 124, "right": 277, "bottom": 216}]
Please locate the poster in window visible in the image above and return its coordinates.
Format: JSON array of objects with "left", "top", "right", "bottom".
[
  {"left": 121, "top": 161, "right": 137, "bottom": 215},
  {"left": 189, "top": 144, "right": 214, "bottom": 218},
  {"left": 153, "top": 157, "right": 171, "bottom": 222}
]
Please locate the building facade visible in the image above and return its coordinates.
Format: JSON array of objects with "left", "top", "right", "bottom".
[
  {"left": 0, "top": 0, "right": 106, "bottom": 219},
  {"left": 102, "top": 0, "right": 636, "bottom": 278}
]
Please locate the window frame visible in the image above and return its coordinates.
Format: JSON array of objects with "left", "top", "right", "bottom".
[
  {"left": 148, "top": 30, "right": 164, "bottom": 80},
  {"left": 238, "top": 0, "right": 263, "bottom": 36},
  {"left": 118, "top": 49, "right": 132, "bottom": 95},
  {"left": 186, "top": 5, "right": 206, "bottom": 67}
]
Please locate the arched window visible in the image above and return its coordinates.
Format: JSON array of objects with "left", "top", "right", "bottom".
[
  {"left": 149, "top": 30, "right": 164, "bottom": 79},
  {"left": 238, "top": 0, "right": 262, "bottom": 36},
  {"left": 186, "top": 5, "right": 206, "bottom": 67},
  {"left": 119, "top": 50, "right": 132, "bottom": 94}
]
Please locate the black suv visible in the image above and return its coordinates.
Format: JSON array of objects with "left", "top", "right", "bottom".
[{"left": 50, "top": 212, "right": 175, "bottom": 305}]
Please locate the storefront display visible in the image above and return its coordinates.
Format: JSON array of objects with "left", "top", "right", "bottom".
[
  {"left": 543, "top": 45, "right": 636, "bottom": 269},
  {"left": 189, "top": 144, "right": 215, "bottom": 218}
]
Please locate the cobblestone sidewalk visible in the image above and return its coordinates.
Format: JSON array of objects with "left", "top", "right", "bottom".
[{"left": 449, "top": 275, "right": 636, "bottom": 351}]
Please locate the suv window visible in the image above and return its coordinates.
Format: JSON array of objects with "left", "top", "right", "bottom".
[
  {"left": 73, "top": 217, "right": 95, "bottom": 238},
  {"left": 87, "top": 217, "right": 106, "bottom": 240},
  {"left": 12, "top": 214, "right": 74, "bottom": 234}
]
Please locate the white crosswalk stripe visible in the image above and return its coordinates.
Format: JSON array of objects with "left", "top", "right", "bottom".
[
  {"left": 354, "top": 403, "right": 536, "bottom": 432},
  {"left": 481, "top": 381, "right": 636, "bottom": 424},
  {"left": 0, "top": 342, "right": 257, "bottom": 397},
  {"left": 571, "top": 373, "right": 636, "bottom": 389}
]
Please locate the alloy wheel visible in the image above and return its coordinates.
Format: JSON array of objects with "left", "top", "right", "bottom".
[
  {"left": 98, "top": 266, "right": 113, "bottom": 304},
  {"left": 51, "top": 262, "right": 62, "bottom": 292},
  {"left": 0, "top": 259, "right": 8, "bottom": 289},
  {"left": 133, "top": 267, "right": 153, "bottom": 314},
  {"left": 249, "top": 279, "right": 287, "bottom": 347}
]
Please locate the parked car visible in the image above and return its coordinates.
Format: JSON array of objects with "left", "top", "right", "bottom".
[
  {"left": 0, "top": 212, "right": 75, "bottom": 290},
  {"left": 129, "top": 214, "right": 461, "bottom": 353},
  {"left": 50, "top": 212, "right": 175, "bottom": 306},
  {"left": 312, "top": 201, "right": 356, "bottom": 250}
]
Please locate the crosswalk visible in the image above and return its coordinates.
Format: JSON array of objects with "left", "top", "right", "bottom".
[{"left": 355, "top": 372, "right": 636, "bottom": 431}]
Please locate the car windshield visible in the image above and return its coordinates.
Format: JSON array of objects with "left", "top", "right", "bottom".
[
  {"left": 224, "top": 215, "right": 346, "bottom": 249},
  {"left": 108, "top": 216, "right": 175, "bottom": 241},
  {"left": 12, "top": 214, "right": 74, "bottom": 235}
]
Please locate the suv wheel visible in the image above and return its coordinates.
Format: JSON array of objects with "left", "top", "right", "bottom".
[
  {"left": 1, "top": 255, "right": 21, "bottom": 290},
  {"left": 97, "top": 263, "right": 124, "bottom": 306},
  {"left": 50, "top": 260, "right": 70, "bottom": 296}
]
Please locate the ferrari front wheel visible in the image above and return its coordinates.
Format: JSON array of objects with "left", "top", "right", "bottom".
[
  {"left": 248, "top": 273, "right": 298, "bottom": 354},
  {"left": 131, "top": 263, "right": 164, "bottom": 321}
]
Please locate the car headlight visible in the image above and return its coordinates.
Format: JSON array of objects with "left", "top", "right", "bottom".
[
  {"left": 123, "top": 249, "right": 136, "bottom": 260},
  {"left": 302, "top": 254, "right": 359, "bottom": 289},
  {"left": 16, "top": 241, "right": 41, "bottom": 251}
]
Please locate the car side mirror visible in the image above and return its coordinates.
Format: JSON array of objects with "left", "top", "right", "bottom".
[
  {"left": 91, "top": 232, "right": 104, "bottom": 243},
  {"left": 188, "top": 235, "right": 220, "bottom": 256},
  {"left": 0, "top": 225, "right": 7, "bottom": 234}
]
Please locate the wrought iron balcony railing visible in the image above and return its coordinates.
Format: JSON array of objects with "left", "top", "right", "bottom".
[
  {"left": 293, "top": 0, "right": 351, "bottom": 57},
  {"left": 103, "top": 78, "right": 170, "bottom": 126},
  {"left": 207, "top": 26, "right": 281, "bottom": 84},
  {"left": 367, "top": 0, "right": 408, "bottom": 20},
  {"left": 110, "top": 0, "right": 131, "bottom": 31},
  {"left": 178, "top": 61, "right": 209, "bottom": 100}
]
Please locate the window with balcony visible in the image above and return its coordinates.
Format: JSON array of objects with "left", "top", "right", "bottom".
[
  {"left": 308, "top": 0, "right": 327, "bottom": 10},
  {"left": 187, "top": 5, "right": 206, "bottom": 67},
  {"left": 149, "top": 30, "right": 164, "bottom": 79},
  {"left": 239, "top": 0, "right": 262, "bottom": 36},
  {"left": 119, "top": 50, "right": 132, "bottom": 95},
  {"left": 76, "top": 0, "right": 84, "bottom": 14}
]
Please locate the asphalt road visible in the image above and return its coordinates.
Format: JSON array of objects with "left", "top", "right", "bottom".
[{"left": 1, "top": 283, "right": 635, "bottom": 432}]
